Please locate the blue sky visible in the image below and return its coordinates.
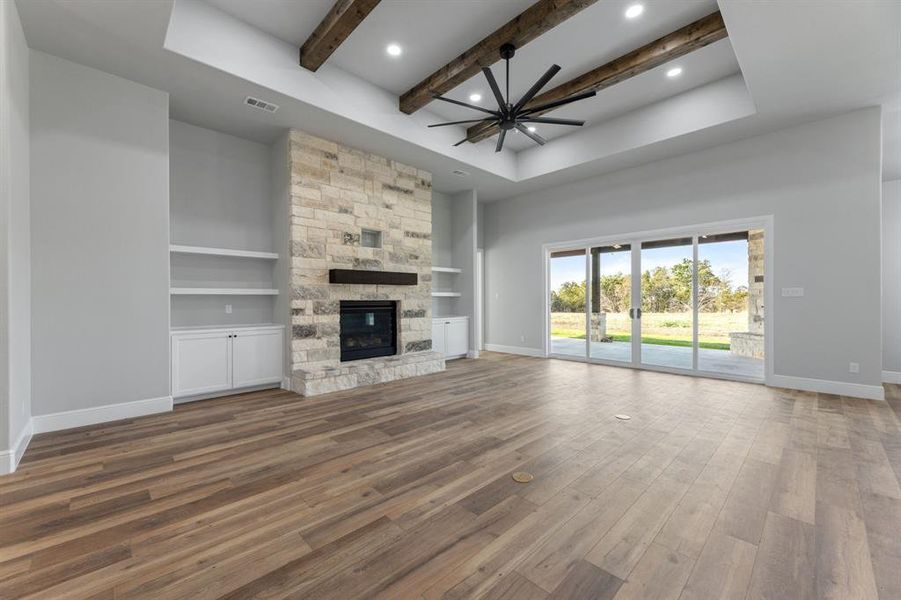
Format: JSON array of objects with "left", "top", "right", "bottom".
[{"left": 550, "top": 240, "right": 749, "bottom": 291}]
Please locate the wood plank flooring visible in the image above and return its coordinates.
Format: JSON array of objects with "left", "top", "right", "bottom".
[{"left": 1, "top": 353, "right": 899, "bottom": 599}]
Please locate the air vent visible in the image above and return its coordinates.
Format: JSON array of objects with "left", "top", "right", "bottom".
[
  {"left": 452, "top": 169, "right": 470, "bottom": 177},
  {"left": 244, "top": 96, "right": 279, "bottom": 113}
]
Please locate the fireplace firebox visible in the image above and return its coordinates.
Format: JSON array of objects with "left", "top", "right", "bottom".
[{"left": 339, "top": 301, "right": 397, "bottom": 361}]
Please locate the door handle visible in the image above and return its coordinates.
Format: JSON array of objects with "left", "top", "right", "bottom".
[{"left": 629, "top": 308, "right": 643, "bottom": 319}]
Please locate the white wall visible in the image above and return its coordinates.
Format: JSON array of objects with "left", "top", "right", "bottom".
[
  {"left": 431, "top": 191, "right": 454, "bottom": 268},
  {"left": 452, "top": 190, "right": 478, "bottom": 355},
  {"left": 432, "top": 188, "right": 478, "bottom": 347},
  {"left": 30, "top": 51, "right": 170, "bottom": 417},
  {"left": 272, "top": 131, "right": 291, "bottom": 379},
  {"left": 170, "top": 119, "right": 273, "bottom": 250},
  {"left": 169, "top": 120, "right": 278, "bottom": 328},
  {"left": 884, "top": 179, "right": 901, "bottom": 380},
  {"left": 0, "top": 0, "right": 30, "bottom": 466},
  {"left": 484, "top": 108, "right": 883, "bottom": 395}
]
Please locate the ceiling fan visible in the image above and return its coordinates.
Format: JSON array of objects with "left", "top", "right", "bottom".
[{"left": 428, "top": 43, "right": 596, "bottom": 152}]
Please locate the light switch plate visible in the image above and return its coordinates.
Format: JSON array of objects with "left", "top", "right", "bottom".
[{"left": 781, "top": 287, "right": 804, "bottom": 297}]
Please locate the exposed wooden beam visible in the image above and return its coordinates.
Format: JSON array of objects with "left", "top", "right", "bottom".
[
  {"left": 299, "top": 0, "right": 381, "bottom": 72},
  {"left": 465, "top": 10, "right": 729, "bottom": 143},
  {"left": 398, "top": 0, "right": 601, "bottom": 115}
]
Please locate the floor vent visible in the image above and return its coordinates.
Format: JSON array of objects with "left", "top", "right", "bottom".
[{"left": 244, "top": 96, "right": 279, "bottom": 113}]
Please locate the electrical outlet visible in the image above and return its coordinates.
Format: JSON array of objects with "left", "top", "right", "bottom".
[
  {"left": 225, "top": 304, "right": 232, "bottom": 314},
  {"left": 520, "top": 335, "right": 525, "bottom": 343},
  {"left": 849, "top": 362, "right": 860, "bottom": 374}
]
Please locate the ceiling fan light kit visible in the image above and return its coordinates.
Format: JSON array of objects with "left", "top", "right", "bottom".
[{"left": 428, "top": 43, "right": 596, "bottom": 152}]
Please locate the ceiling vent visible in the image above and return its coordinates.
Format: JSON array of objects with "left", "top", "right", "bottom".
[
  {"left": 244, "top": 96, "right": 279, "bottom": 113},
  {"left": 452, "top": 169, "right": 470, "bottom": 177}
]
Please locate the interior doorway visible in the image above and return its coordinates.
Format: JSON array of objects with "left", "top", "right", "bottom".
[{"left": 546, "top": 221, "right": 768, "bottom": 383}]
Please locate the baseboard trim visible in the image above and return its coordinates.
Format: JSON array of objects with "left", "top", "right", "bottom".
[
  {"left": 0, "top": 419, "right": 34, "bottom": 475},
  {"left": 484, "top": 344, "right": 545, "bottom": 358},
  {"left": 769, "top": 374, "right": 885, "bottom": 401},
  {"left": 882, "top": 370, "right": 901, "bottom": 384},
  {"left": 174, "top": 384, "right": 281, "bottom": 404},
  {"left": 32, "top": 395, "right": 174, "bottom": 434}
]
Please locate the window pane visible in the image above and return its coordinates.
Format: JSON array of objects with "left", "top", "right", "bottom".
[
  {"left": 640, "top": 238, "right": 693, "bottom": 370},
  {"left": 550, "top": 250, "right": 586, "bottom": 358},
  {"left": 589, "top": 244, "right": 632, "bottom": 363},
  {"left": 697, "top": 230, "right": 765, "bottom": 379}
]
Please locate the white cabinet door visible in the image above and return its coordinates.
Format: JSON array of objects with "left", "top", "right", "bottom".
[
  {"left": 171, "top": 332, "right": 232, "bottom": 398},
  {"left": 446, "top": 319, "right": 469, "bottom": 357},
  {"left": 432, "top": 320, "right": 447, "bottom": 355},
  {"left": 232, "top": 328, "right": 284, "bottom": 388}
]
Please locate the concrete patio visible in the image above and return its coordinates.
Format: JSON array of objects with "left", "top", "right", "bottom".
[{"left": 550, "top": 337, "right": 764, "bottom": 380}]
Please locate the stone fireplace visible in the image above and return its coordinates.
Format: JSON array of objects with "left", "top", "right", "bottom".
[{"left": 287, "top": 130, "right": 444, "bottom": 396}]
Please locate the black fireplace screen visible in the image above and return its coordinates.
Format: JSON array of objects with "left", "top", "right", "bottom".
[{"left": 339, "top": 301, "right": 397, "bottom": 361}]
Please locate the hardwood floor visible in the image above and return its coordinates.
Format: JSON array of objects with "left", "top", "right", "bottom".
[{"left": 1, "top": 353, "right": 899, "bottom": 599}]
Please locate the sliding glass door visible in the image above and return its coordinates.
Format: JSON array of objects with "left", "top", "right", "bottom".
[
  {"left": 697, "top": 231, "right": 765, "bottom": 379},
  {"left": 547, "top": 226, "right": 765, "bottom": 382},
  {"left": 640, "top": 237, "right": 694, "bottom": 371},
  {"left": 549, "top": 249, "right": 587, "bottom": 358},
  {"left": 588, "top": 243, "right": 634, "bottom": 364}
]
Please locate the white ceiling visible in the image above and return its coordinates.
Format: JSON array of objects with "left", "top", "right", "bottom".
[
  {"left": 206, "top": 0, "right": 737, "bottom": 151},
  {"left": 204, "top": 0, "right": 336, "bottom": 47},
  {"left": 13, "top": 0, "right": 901, "bottom": 199}
]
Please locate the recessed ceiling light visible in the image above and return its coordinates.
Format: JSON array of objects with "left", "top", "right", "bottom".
[
  {"left": 527, "top": 126, "right": 537, "bottom": 132},
  {"left": 624, "top": 4, "right": 644, "bottom": 19},
  {"left": 469, "top": 92, "right": 482, "bottom": 102},
  {"left": 386, "top": 43, "right": 402, "bottom": 57},
  {"left": 666, "top": 66, "right": 683, "bottom": 78}
]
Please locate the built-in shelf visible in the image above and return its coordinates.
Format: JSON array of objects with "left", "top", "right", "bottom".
[
  {"left": 432, "top": 291, "right": 462, "bottom": 297},
  {"left": 171, "top": 323, "right": 283, "bottom": 332},
  {"left": 170, "top": 288, "right": 279, "bottom": 296},
  {"left": 431, "top": 266, "right": 462, "bottom": 273},
  {"left": 170, "top": 244, "right": 279, "bottom": 260}
]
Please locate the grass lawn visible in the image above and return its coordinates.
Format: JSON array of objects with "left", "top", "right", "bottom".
[{"left": 550, "top": 311, "right": 746, "bottom": 351}]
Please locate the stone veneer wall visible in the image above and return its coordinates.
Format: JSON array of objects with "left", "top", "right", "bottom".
[
  {"left": 747, "top": 229, "right": 764, "bottom": 335},
  {"left": 287, "top": 130, "right": 444, "bottom": 395},
  {"left": 730, "top": 229, "right": 765, "bottom": 358}
]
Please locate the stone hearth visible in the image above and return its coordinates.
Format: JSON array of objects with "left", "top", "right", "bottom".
[{"left": 287, "top": 130, "right": 444, "bottom": 396}]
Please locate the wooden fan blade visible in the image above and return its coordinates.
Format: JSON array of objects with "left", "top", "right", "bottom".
[
  {"left": 521, "top": 90, "right": 596, "bottom": 115},
  {"left": 515, "top": 123, "right": 546, "bottom": 145},
  {"left": 513, "top": 64, "right": 561, "bottom": 114}
]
